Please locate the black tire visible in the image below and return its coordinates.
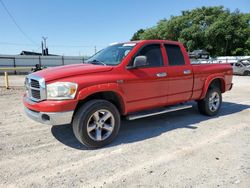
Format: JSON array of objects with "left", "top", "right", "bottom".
[
  {"left": 197, "top": 87, "right": 222, "bottom": 116},
  {"left": 72, "top": 99, "right": 120, "bottom": 148},
  {"left": 244, "top": 71, "right": 250, "bottom": 76}
]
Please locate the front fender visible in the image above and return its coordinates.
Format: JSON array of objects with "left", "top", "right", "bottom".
[{"left": 76, "top": 83, "right": 127, "bottom": 114}]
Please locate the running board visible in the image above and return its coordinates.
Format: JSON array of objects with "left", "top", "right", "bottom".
[{"left": 126, "top": 104, "right": 193, "bottom": 120}]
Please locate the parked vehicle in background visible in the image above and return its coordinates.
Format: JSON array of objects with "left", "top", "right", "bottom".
[
  {"left": 230, "top": 58, "right": 250, "bottom": 75},
  {"left": 31, "top": 64, "right": 47, "bottom": 72},
  {"left": 23, "top": 40, "right": 233, "bottom": 148},
  {"left": 189, "top": 49, "right": 210, "bottom": 59}
]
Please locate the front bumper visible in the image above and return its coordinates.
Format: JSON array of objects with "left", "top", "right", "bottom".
[{"left": 24, "top": 107, "right": 74, "bottom": 125}]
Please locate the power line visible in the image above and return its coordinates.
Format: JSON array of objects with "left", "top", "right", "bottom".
[
  {"left": 0, "top": 0, "right": 38, "bottom": 46},
  {"left": 0, "top": 42, "right": 36, "bottom": 46},
  {"left": 0, "top": 42, "right": 106, "bottom": 48},
  {"left": 49, "top": 44, "right": 106, "bottom": 48}
]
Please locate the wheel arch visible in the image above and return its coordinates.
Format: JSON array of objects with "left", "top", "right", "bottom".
[
  {"left": 76, "top": 84, "right": 126, "bottom": 115},
  {"left": 244, "top": 70, "right": 250, "bottom": 75},
  {"left": 200, "top": 75, "right": 226, "bottom": 99}
]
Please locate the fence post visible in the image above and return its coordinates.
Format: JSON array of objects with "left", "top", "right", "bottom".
[
  {"left": 4, "top": 72, "right": 9, "bottom": 89},
  {"left": 62, "top": 56, "right": 64, "bottom": 65},
  {"left": 13, "top": 58, "right": 16, "bottom": 75},
  {"left": 39, "top": 56, "right": 41, "bottom": 66}
]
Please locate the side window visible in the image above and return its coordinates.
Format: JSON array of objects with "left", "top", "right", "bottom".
[
  {"left": 164, "top": 44, "right": 185, "bottom": 66},
  {"left": 136, "top": 44, "right": 163, "bottom": 67},
  {"left": 235, "top": 63, "right": 242, "bottom": 67}
]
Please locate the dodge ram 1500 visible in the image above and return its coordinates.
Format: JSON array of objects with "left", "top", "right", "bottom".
[{"left": 23, "top": 40, "right": 233, "bottom": 148}]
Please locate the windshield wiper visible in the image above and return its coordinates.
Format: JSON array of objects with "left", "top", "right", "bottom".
[{"left": 87, "top": 59, "right": 107, "bottom": 66}]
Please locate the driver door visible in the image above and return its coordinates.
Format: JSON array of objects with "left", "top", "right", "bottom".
[{"left": 120, "top": 44, "right": 168, "bottom": 113}]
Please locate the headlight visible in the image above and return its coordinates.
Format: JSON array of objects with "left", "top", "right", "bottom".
[{"left": 47, "top": 82, "right": 78, "bottom": 100}]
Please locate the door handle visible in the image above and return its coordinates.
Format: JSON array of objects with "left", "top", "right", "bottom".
[
  {"left": 183, "top": 70, "right": 192, "bottom": 75},
  {"left": 156, "top": 72, "right": 167, "bottom": 77}
]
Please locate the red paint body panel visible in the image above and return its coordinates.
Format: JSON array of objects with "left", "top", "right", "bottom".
[
  {"left": 23, "top": 40, "right": 233, "bottom": 115},
  {"left": 35, "top": 64, "right": 113, "bottom": 82},
  {"left": 23, "top": 94, "right": 78, "bottom": 112}
]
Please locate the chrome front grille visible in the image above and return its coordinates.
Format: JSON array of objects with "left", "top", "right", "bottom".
[
  {"left": 25, "top": 75, "right": 46, "bottom": 102},
  {"left": 30, "top": 79, "right": 40, "bottom": 88},
  {"left": 31, "top": 89, "right": 41, "bottom": 99}
]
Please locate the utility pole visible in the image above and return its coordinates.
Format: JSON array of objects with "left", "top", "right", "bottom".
[
  {"left": 42, "top": 36, "right": 48, "bottom": 55},
  {"left": 42, "top": 36, "right": 47, "bottom": 49},
  {"left": 94, "top": 46, "right": 97, "bottom": 54},
  {"left": 41, "top": 41, "right": 44, "bottom": 55}
]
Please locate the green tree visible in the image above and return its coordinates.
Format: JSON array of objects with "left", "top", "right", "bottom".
[
  {"left": 131, "top": 29, "right": 145, "bottom": 41},
  {"left": 131, "top": 6, "right": 250, "bottom": 56}
]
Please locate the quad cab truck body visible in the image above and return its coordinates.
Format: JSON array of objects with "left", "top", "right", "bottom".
[{"left": 23, "top": 40, "right": 233, "bottom": 148}]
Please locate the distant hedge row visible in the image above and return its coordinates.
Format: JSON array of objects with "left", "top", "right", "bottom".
[{"left": 131, "top": 6, "right": 250, "bottom": 56}]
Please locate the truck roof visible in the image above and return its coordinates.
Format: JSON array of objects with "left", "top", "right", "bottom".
[
  {"left": 110, "top": 40, "right": 182, "bottom": 47},
  {"left": 130, "top": 40, "right": 182, "bottom": 45}
]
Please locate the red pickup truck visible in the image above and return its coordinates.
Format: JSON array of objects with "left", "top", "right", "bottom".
[{"left": 23, "top": 40, "right": 233, "bottom": 148}]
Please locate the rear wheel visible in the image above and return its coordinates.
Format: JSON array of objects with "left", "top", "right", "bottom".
[
  {"left": 197, "top": 87, "right": 222, "bottom": 116},
  {"left": 73, "top": 99, "right": 120, "bottom": 148}
]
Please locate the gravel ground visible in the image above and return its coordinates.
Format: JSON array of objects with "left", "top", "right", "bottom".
[
  {"left": 0, "top": 75, "right": 250, "bottom": 188},
  {"left": 0, "top": 75, "right": 25, "bottom": 87}
]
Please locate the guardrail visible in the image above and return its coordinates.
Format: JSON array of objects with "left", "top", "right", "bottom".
[{"left": 0, "top": 67, "right": 33, "bottom": 89}]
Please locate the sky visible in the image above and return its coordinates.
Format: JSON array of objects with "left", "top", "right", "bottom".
[{"left": 0, "top": 0, "right": 249, "bottom": 56}]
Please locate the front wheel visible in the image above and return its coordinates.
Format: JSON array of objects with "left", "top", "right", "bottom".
[
  {"left": 244, "top": 71, "right": 250, "bottom": 76},
  {"left": 73, "top": 99, "right": 120, "bottom": 148},
  {"left": 197, "top": 87, "right": 222, "bottom": 116}
]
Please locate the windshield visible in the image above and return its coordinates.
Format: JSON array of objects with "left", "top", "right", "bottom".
[
  {"left": 86, "top": 43, "right": 136, "bottom": 66},
  {"left": 241, "top": 60, "right": 250, "bottom": 66}
]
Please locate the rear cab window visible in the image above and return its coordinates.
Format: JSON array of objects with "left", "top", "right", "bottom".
[{"left": 164, "top": 44, "right": 185, "bottom": 66}]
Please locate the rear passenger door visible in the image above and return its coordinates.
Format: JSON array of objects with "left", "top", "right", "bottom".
[{"left": 164, "top": 44, "right": 193, "bottom": 104}]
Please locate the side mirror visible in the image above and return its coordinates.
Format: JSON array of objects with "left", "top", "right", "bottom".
[{"left": 133, "top": 56, "right": 147, "bottom": 68}]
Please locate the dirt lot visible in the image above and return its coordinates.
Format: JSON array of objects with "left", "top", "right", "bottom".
[{"left": 0, "top": 75, "right": 250, "bottom": 188}]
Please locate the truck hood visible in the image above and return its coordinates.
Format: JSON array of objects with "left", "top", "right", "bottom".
[{"left": 33, "top": 64, "right": 113, "bottom": 82}]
